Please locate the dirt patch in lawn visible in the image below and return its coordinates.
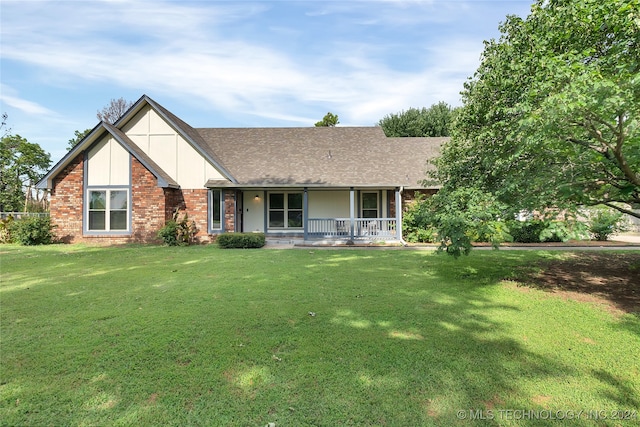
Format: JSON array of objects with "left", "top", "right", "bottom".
[{"left": 520, "top": 252, "right": 640, "bottom": 315}]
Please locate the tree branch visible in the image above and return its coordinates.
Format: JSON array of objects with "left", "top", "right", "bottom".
[{"left": 604, "top": 202, "right": 640, "bottom": 219}]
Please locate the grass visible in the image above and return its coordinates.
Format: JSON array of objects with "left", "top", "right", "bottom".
[{"left": 1, "top": 244, "right": 639, "bottom": 426}]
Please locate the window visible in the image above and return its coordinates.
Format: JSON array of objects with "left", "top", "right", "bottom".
[
  {"left": 362, "top": 192, "right": 378, "bottom": 219},
  {"left": 269, "top": 192, "right": 303, "bottom": 228},
  {"left": 210, "top": 189, "right": 222, "bottom": 230},
  {"left": 87, "top": 189, "right": 128, "bottom": 231}
]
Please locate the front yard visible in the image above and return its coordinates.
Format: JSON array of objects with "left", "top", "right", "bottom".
[{"left": 1, "top": 245, "right": 638, "bottom": 426}]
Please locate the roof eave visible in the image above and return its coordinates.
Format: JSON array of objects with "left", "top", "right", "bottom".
[{"left": 36, "top": 122, "right": 104, "bottom": 190}]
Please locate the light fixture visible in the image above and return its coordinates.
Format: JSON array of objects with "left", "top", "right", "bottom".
[{"left": 254, "top": 194, "right": 260, "bottom": 201}]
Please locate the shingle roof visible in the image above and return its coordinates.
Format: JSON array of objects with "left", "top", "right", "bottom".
[{"left": 197, "top": 127, "right": 444, "bottom": 189}]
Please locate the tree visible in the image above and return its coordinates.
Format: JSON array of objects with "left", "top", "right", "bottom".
[
  {"left": 97, "top": 97, "right": 133, "bottom": 124},
  {"left": 378, "top": 102, "right": 456, "bottom": 137},
  {"left": 67, "top": 97, "right": 133, "bottom": 151},
  {"left": 315, "top": 112, "right": 339, "bottom": 127},
  {"left": 431, "top": 0, "right": 640, "bottom": 220},
  {"left": 0, "top": 134, "right": 51, "bottom": 212},
  {"left": 67, "top": 128, "right": 91, "bottom": 151},
  {"left": 1, "top": 112, "right": 10, "bottom": 137}
]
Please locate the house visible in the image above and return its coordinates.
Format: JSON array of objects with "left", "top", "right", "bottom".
[{"left": 37, "top": 95, "right": 444, "bottom": 244}]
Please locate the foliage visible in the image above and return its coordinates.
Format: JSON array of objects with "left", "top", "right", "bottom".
[
  {"left": 157, "top": 209, "right": 197, "bottom": 246},
  {"left": 506, "top": 217, "right": 587, "bottom": 243},
  {"left": 96, "top": 97, "right": 133, "bottom": 124},
  {"left": 507, "top": 219, "right": 552, "bottom": 243},
  {"left": 67, "top": 128, "right": 91, "bottom": 151},
  {"left": 378, "top": 102, "right": 457, "bottom": 137},
  {"left": 2, "top": 246, "right": 639, "bottom": 426},
  {"left": 216, "top": 232, "right": 266, "bottom": 248},
  {"left": 0, "top": 134, "right": 51, "bottom": 212},
  {"left": 0, "top": 215, "right": 15, "bottom": 243},
  {"left": 431, "top": 0, "right": 640, "bottom": 220},
  {"left": 7, "top": 216, "right": 55, "bottom": 245},
  {"left": 1, "top": 112, "right": 10, "bottom": 137},
  {"left": 418, "top": 188, "right": 511, "bottom": 257},
  {"left": 539, "top": 216, "right": 590, "bottom": 242},
  {"left": 587, "top": 205, "right": 630, "bottom": 240},
  {"left": 314, "top": 112, "right": 339, "bottom": 127},
  {"left": 402, "top": 192, "right": 438, "bottom": 243}
]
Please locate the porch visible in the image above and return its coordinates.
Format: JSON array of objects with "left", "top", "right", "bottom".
[
  {"left": 237, "top": 187, "right": 404, "bottom": 243},
  {"left": 305, "top": 217, "right": 399, "bottom": 241}
]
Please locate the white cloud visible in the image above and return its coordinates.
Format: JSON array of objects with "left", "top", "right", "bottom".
[
  {"left": 0, "top": 0, "right": 532, "bottom": 157},
  {"left": 0, "top": 86, "right": 58, "bottom": 117}
]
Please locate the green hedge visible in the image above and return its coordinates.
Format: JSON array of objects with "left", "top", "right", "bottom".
[
  {"left": 6, "top": 216, "right": 56, "bottom": 245},
  {"left": 217, "top": 232, "right": 265, "bottom": 249}
]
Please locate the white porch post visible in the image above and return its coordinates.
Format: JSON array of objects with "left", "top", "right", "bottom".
[
  {"left": 395, "top": 188, "right": 402, "bottom": 240},
  {"left": 303, "top": 188, "right": 308, "bottom": 241},
  {"left": 349, "top": 187, "right": 355, "bottom": 240}
]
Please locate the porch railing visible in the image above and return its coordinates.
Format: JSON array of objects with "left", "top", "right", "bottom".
[{"left": 307, "top": 218, "right": 398, "bottom": 240}]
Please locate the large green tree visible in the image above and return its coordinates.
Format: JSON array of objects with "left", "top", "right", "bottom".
[
  {"left": 0, "top": 134, "right": 51, "bottom": 212},
  {"left": 378, "top": 102, "right": 456, "bottom": 137},
  {"left": 431, "top": 0, "right": 640, "bottom": 219}
]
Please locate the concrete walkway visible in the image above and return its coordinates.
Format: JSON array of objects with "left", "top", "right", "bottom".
[{"left": 264, "top": 233, "right": 640, "bottom": 250}]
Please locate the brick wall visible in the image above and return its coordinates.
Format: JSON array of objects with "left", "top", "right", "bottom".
[
  {"left": 178, "top": 188, "right": 212, "bottom": 243},
  {"left": 224, "top": 190, "right": 236, "bottom": 232},
  {"left": 49, "top": 153, "right": 218, "bottom": 244},
  {"left": 50, "top": 155, "right": 84, "bottom": 243},
  {"left": 130, "top": 157, "right": 166, "bottom": 243}
]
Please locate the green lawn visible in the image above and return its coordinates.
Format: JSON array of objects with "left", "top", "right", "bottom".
[{"left": 1, "top": 245, "right": 639, "bottom": 426}]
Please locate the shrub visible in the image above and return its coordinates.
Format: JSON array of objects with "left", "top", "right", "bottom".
[
  {"left": 0, "top": 215, "right": 15, "bottom": 243},
  {"left": 402, "top": 193, "right": 438, "bottom": 243},
  {"left": 588, "top": 207, "right": 629, "bottom": 241},
  {"left": 9, "top": 216, "right": 56, "bottom": 245},
  {"left": 508, "top": 219, "right": 550, "bottom": 243},
  {"left": 507, "top": 217, "right": 588, "bottom": 243},
  {"left": 157, "top": 209, "right": 197, "bottom": 246},
  {"left": 217, "top": 233, "right": 265, "bottom": 249}
]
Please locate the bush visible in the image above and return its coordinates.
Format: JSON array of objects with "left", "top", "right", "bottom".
[
  {"left": 9, "top": 216, "right": 56, "bottom": 245},
  {"left": 508, "top": 219, "right": 550, "bottom": 243},
  {"left": 588, "top": 207, "right": 629, "bottom": 241},
  {"left": 402, "top": 193, "right": 438, "bottom": 243},
  {"left": 217, "top": 233, "right": 265, "bottom": 249},
  {"left": 507, "top": 218, "right": 587, "bottom": 243},
  {"left": 157, "top": 209, "right": 197, "bottom": 246},
  {"left": 0, "top": 216, "right": 15, "bottom": 243}
]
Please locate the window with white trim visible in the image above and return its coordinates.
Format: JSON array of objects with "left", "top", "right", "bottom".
[
  {"left": 269, "top": 192, "right": 303, "bottom": 228},
  {"left": 87, "top": 189, "right": 129, "bottom": 231}
]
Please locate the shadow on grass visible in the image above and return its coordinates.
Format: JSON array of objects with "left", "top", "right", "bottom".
[{"left": 1, "top": 246, "right": 638, "bottom": 425}]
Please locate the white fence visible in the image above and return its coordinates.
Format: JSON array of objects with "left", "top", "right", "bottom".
[{"left": 0, "top": 212, "right": 50, "bottom": 220}]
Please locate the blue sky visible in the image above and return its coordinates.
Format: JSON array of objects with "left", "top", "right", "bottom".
[{"left": 1, "top": 0, "right": 532, "bottom": 163}]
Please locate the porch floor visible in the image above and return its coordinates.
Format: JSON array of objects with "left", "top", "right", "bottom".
[{"left": 264, "top": 237, "right": 404, "bottom": 248}]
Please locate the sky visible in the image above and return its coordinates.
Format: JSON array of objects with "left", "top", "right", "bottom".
[{"left": 1, "top": 0, "right": 532, "bottom": 163}]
